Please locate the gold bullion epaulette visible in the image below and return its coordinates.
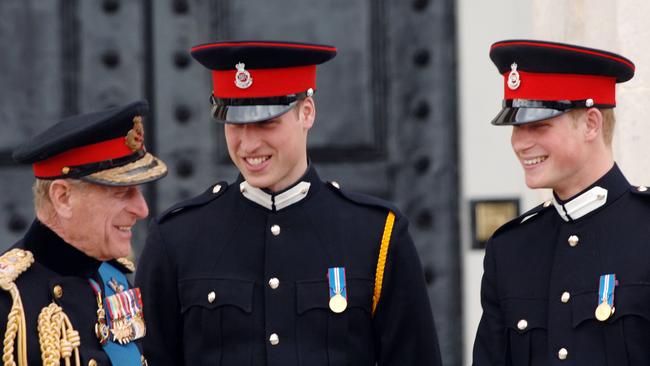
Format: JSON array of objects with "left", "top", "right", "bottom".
[
  {"left": 0, "top": 248, "right": 34, "bottom": 366},
  {"left": 491, "top": 200, "right": 553, "bottom": 238},
  {"left": 158, "top": 182, "right": 229, "bottom": 223},
  {"left": 0, "top": 248, "right": 34, "bottom": 289}
]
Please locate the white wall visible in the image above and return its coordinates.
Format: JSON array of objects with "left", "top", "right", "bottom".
[{"left": 459, "top": 1, "right": 650, "bottom": 364}]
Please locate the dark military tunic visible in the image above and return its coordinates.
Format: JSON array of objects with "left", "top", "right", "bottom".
[
  {"left": 473, "top": 164, "right": 650, "bottom": 365},
  {"left": 136, "top": 165, "right": 441, "bottom": 366},
  {"left": 0, "top": 220, "right": 141, "bottom": 365}
]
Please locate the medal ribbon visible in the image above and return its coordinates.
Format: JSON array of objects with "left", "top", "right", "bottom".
[
  {"left": 598, "top": 273, "right": 616, "bottom": 307},
  {"left": 328, "top": 267, "right": 347, "bottom": 299},
  {"left": 96, "top": 262, "right": 143, "bottom": 366}
]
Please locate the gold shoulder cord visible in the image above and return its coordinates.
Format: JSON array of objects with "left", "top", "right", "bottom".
[
  {"left": 37, "top": 303, "right": 80, "bottom": 366},
  {"left": 372, "top": 211, "right": 395, "bottom": 316},
  {"left": 0, "top": 249, "right": 34, "bottom": 366}
]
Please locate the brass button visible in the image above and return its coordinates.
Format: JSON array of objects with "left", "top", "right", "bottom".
[
  {"left": 208, "top": 291, "right": 216, "bottom": 303},
  {"left": 567, "top": 235, "right": 579, "bottom": 247},
  {"left": 517, "top": 319, "right": 528, "bottom": 331},
  {"left": 638, "top": 186, "right": 648, "bottom": 192},
  {"left": 558, "top": 347, "right": 568, "bottom": 360},
  {"left": 52, "top": 285, "right": 63, "bottom": 299},
  {"left": 561, "top": 291, "right": 571, "bottom": 303},
  {"left": 269, "top": 333, "right": 279, "bottom": 346},
  {"left": 88, "top": 359, "right": 98, "bottom": 366},
  {"left": 212, "top": 184, "right": 222, "bottom": 194},
  {"left": 268, "top": 278, "right": 280, "bottom": 290},
  {"left": 271, "top": 225, "right": 281, "bottom": 236}
]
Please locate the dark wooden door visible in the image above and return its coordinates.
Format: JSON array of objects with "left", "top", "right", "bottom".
[{"left": 0, "top": 1, "right": 460, "bottom": 364}]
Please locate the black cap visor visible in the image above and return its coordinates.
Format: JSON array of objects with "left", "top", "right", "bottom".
[
  {"left": 213, "top": 103, "right": 297, "bottom": 124},
  {"left": 491, "top": 106, "right": 568, "bottom": 125}
]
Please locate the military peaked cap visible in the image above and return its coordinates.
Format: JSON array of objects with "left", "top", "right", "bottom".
[
  {"left": 190, "top": 40, "right": 337, "bottom": 124},
  {"left": 13, "top": 100, "right": 167, "bottom": 186},
  {"left": 489, "top": 39, "right": 635, "bottom": 125}
]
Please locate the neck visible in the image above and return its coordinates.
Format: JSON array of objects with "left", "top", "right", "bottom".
[{"left": 555, "top": 154, "right": 614, "bottom": 200}]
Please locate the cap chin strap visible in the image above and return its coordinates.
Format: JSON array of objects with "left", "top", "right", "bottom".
[{"left": 504, "top": 98, "right": 615, "bottom": 110}]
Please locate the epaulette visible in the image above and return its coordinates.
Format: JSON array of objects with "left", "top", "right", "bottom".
[
  {"left": 114, "top": 257, "right": 136, "bottom": 273},
  {"left": 631, "top": 185, "right": 650, "bottom": 195},
  {"left": 491, "top": 200, "right": 553, "bottom": 238},
  {"left": 0, "top": 249, "right": 34, "bottom": 289},
  {"left": 0, "top": 249, "right": 33, "bottom": 366},
  {"left": 326, "top": 181, "right": 400, "bottom": 215},
  {"left": 158, "top": 182, "right": 228, "bottom": 223}
]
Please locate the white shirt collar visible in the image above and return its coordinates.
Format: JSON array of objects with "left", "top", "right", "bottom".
[
  {"left": 552, "top": 186, "right": 608, "bottom": 222},
  {"left": 239, "top": 181, "right": 311, "bottom": 211}
]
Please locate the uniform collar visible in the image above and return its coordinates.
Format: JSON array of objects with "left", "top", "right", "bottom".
[
  {"left": 238, "top": 163, "right": 321, "bottom": 211},
  {"left": 22, "top": 220, "right": 102, "bottom": 277},
  {"left": 551, "top": 164, "right": 629, "bottom": 222}
]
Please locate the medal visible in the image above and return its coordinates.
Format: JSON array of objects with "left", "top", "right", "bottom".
[
  {"left": 595, "top": 302, "right": 613, "bottom": 321},
  {"left": 595, "top": 274, "right": 616, "bottom": 322},
  {"left": 329, "top": 293, "right": 348, "bottom": 313},
  {"left": 327, "top": 267, "right": 348, "bottom": 313}
]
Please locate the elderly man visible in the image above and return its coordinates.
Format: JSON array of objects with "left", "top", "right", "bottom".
[
  {"left": 473, "top": 40, "right": 650, "bottom": 365},
  {"left": 0, "top": 100, "right": 167, "bottom": 366},
  {"left": 136, "top": 41, "right": 442, "bottom": 365}
]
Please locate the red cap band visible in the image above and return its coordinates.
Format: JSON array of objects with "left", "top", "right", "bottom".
[
  {"left": 212, "top": 65, "right": 316, "bottom": 98},
  {"left": 503, "top": 71, "right": 616, "bottom": 104},
  {"left": 33, "top": 137, "right": 134, "bottom": 178}
]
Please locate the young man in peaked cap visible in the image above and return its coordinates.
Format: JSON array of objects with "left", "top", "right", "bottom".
[
  {"left": 473, "top": 40, "right": 650, "bottom": 365},
  {"left": 1, "top": 100, "right": 167, "bottom": 366},
  {"left": 136, "top": 41, "right": 442, "bottom": 365}
]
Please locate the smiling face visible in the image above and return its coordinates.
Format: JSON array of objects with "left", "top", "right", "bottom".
[
  {"left": 224, "top": 98, "right": 315, "bottom": 192},
  {"left": 63, "top": 182, "right": 149, "bottom": 260},
  {"left": 510, "top": 111, "right": 599, "bottom": 198}
]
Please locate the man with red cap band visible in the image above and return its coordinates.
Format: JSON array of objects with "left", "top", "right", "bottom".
[
  {"left": 136, "top": 40, "right": 442, "bottom": 366},
  {"left": 1, "top": 100, "right": 167, "bottom": 366},
  {"left": 473, "top": 40, "right": 650, "bottom": 365}
]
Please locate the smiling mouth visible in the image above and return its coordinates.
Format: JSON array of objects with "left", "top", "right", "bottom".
[
  {"left": 523, "top": 156, "right": 547, "bottom": 166},
  {"left": 116, "top": 226, "right": 132, "bottom": 233},
  {"left": 244, "top": 156, "right": 270, "bottom": 166}
]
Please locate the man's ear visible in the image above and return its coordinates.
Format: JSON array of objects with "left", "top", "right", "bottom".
[
  {"left": 583, "top": 107, "right": 603, "bottom": 142},
  {"left": 48, "top": 179, "right": 75, "bottom": 219},
  {"left": 299, "top": 97, "right": 316, "bottom": 130}
]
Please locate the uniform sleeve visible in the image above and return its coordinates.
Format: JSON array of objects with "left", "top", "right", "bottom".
[
  {"left": 472, "top": 238, "right": 506, "bottom": 366},
  {"left": 135, "top": 220, "right": 183, "bottom": 366},
  {"left": 373, "top": 215, "right": 442, "bottom": 366}
]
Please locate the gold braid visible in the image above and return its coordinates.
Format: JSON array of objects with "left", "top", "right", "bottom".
[
  {"left": 38, "top": 303, "right": 81, "bottom": 366},
  {"left": 0, "top": 249, "right": 34, "bottom": 366}
]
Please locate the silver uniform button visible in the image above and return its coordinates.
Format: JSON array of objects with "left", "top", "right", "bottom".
[
  {"left": 561, "top": 291, "right": 571, "bottom": 303},
  {"left": 543, "top": 200, "right": 552, "bottom": 208},
  {"left": 568, "top": 235, "right": 579, "bottom": 247},
  {"left": 517, "top": 319, "right": 528, "bottom": 331},
  {"left": 208, "top": 291, "right": 216, "bottom": 303},
  {"left": 271, "top": 225, "right": 281, "bottom": 236},
  {"left": 638, "top": 186, "right": 648, "bottom": 192},
  {"left": 331, "top": 181, "right": 340, "bottom": 189},
  {"left": 558, "top": 348, "right": 568, "bottom": 360},
  {"left": 269, "top": 277, "right": 280, "bottom": 289},
  {"left": 212, "top": 184, "right": 222, "bottom": 194},
  {"left": 269, "top": 333, "right": 279, "bottom": 346}
]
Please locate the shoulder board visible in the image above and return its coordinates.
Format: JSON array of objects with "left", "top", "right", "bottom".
[
  {"left": 631, "top": 185, "right": 650, "bottom": 196},
  {"left": 326, "top": 181, "right": 399, "bottom": 214},
  {"left": 0, "top": 249, "right": 34, "bottom": 288},
  {"left": 491, "top": 200, "right": 552, "bottom": 238},
  {"left": 114, "top": 257, "right": 135, "bottom": 273},
  {"left": 158, "top": 182, "right": 229, "bottom": 223}
]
